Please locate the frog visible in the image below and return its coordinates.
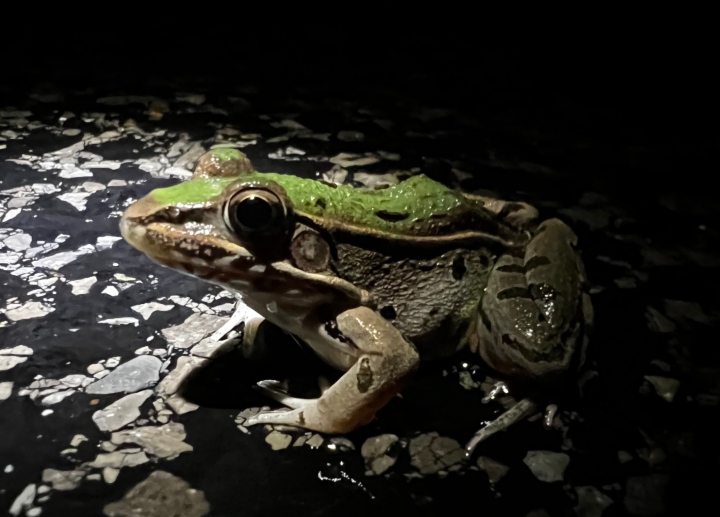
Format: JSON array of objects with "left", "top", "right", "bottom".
[{"left": 120, "top": 147, "right": 593, "bottom": 453}]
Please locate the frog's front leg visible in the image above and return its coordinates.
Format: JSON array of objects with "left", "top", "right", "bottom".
[
  {"left": 245, "top": 307, "right": 420, "bottom": 433},
  {"left": 210, "top": 292, "right": 266, "bottom": 359},
  {"left": 477, "top": 218, "right": 592, "bottom": 380}
]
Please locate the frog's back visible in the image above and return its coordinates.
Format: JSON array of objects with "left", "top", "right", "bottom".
[{"left": 264, "top": 173, "right": 518, "bottom": 241}]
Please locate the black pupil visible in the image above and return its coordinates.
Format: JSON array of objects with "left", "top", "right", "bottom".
[{"left": 235, "top": 196, "right": 274, "bottom": 230}]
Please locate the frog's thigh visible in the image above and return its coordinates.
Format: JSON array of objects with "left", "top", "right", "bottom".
[
  {"left": 479, "top": 218, "right": 583, "bottom": 378},
  {"left": 245, "top": 307, "right": 420, "bottom": 433}
]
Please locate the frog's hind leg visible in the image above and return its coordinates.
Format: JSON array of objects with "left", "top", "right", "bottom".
[
  {"left": 476, "top": 218, "right": 589, "bottom": 380},
  {"left": 245, "top": 307, "right": 420, "bottom": 433},
  {"left": 467, "top": 218, "right": 591, "bottom": 450}
]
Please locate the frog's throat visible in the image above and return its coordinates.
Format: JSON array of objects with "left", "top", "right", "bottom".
[{"left": 120, "top": 219, "right": 371, "bottom": 307}]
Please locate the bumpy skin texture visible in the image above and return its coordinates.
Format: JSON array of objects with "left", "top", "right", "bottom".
[{"left": 334, "top": 244, "right": 491, "bottom": 359}]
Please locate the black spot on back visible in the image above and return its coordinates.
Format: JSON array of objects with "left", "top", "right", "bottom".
[
  {"left": 497, "top": 286, "right": 532, "bottom": 300},
  {"left": 375, "top": 210, "right": 409, "bottom": 222},
  {"left": 525, "top": 255, "right": 551, "bottom": 271},
  {"left": 497, "top": 263, "right": 526, "bottom": 273},
  {"left": 380, "top": 305, "right": 397, "bottom": 320},
  {"left": 315, "top": 198, "right": 326, "bottom": 210},
  {"left": 452, "top": 255, "right": 466, "bottom": 280}
]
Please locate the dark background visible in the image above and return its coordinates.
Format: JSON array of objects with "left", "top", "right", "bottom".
[
  {"left": 2, "top": 20, "right": 717, "bottom": 517},
  {"left": 4, "top": 23, "right": 714, "bottom": 217}
]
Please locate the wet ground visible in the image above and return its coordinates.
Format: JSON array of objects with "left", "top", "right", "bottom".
[{"left": 1, "top": 43, "right": 719, "bottom": 517}]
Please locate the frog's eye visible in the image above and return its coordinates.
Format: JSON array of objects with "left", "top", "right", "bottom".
[{"left": 224, "top": 188, "right": 287, "bottom": 236}]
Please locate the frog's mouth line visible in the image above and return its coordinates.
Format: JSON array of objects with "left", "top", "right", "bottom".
[
  {"left": 120, "top": 218, "right": 371, "bottom": 306},
  {"left": 121, "top": 219, "right": 251, "bottom": 262}
]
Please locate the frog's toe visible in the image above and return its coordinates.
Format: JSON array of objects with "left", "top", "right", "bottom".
[
  {"left": 244, "top": 407, "right": 308, "bottom": 428},
  {"left": 464, "top": 398, "right": 538, "bottom": 456},
  {"left": 255, "top": 380, "right": 317, "bottom": 409}
]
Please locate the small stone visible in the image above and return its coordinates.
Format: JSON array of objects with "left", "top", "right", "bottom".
[
  {"left": 41, "top": 468, "right": 85, "bottom": 491},
  {"left": 647, "top": 447, "right": 666, "bottom": 466},
  {"left": 329, "top": 152, "right": 379, "bottom": 168},
  {"left": 110, "top": 423, "right": 192, "bottom": 459},
  {"left": 87, "top": 363, "right": 104, "bottom": 375},
  {"left": 265, "top": 431, "right": 292, "bottom": 450},
  {"left": 60, "top": 374, "right": 91, "bottom": 388},
  {"left": 70, "top": 434, "right": 88, "bottom": 447},
  {"left": 361, "top": 434, "right": 399, "bottom": 476},
  {"left": 0, "top": 356, "right": 28, "bottom": 371},
  {"left": 103, "top": 471, "right": 210, "bottom": 517},
  {"left": 105, "top": 357, "right": 121, "bottom": 368},
  {"left": 103, "top": 467, "right": 120, "bottom": 484},
  {"left": 305, "top": 434, "right": 324, "bottom": 449},
  {"left": 337, "top": 130, "right": 364, "bottom": 142},
  {"left": 574, "top": 486, "right": 613, "bottom": 517},
  {"left": 645, "top": 307, "right": 676, "bottom": 333},
  {"left": 293, "top": 434, "right": 309, "bottom": 447},
  {"left": 85, "top": 356, "right": 162, "bottom": 395},
  {"left": 9, "top": 483, "right": 36, "bottom": 516},
  {"left": 476, "top": 456, "right": 510, "bottom": 484},
  {"left": 624, "top": 475, "right": 668, "bottom": 516},
  {"left": 161, "top": 313, "right": 230, "bottom": 349},
  {"left": 87, "top": 451, "right": 150, "bottom": 469},
  {"left": 131, "top": 302, "right": 174, "bottom": 320},
  {"left": 664, "top": 299, "right": 710, "bottom": 324},
  {"left": 92, "top": 390, "right": 153, "bottom": 431},
  {"left": 0, "top": 344, "right": 33, "bottom": 355},
  {"left": 458, "top": 371, "right": 480, "bottom": 390},
  {"left": 166, "top": 394, "right": 199, "bottom": 415},
  {"left": 644, "top": 376, "right": 680, "bottom": 402},
  {"left": 69, "top": 276, "right": 97, "bottom": 295},
  {"left": 41, "top": 389, "right": 75, "bottom": 406},
  {"left": 409, "top": 432, "right": 466, "bottom": 475},
  {"left": 27, "top": 507, "right": 42, "bottom": 517},
  {"left": 101, "top": 441, "right": 118, "bottom": 452},
  {"left": 523, "top": 451, "right": 570, "bottom": 482},
  {"left": 0, "top": 381, "right": 13, "bottom": 400},
  {"left": 354, "top": 172, "right": 400, "bottom": 188},
  {"left": 327, "top": 437, "right": 355, "bottom": 452},
  {"left": 618, "top": 450, "right": 633, "bottom": 464}
]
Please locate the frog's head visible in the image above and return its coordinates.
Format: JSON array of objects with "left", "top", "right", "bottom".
[{"left": 120, "top": 149, "right": 370, "bottom": 313}]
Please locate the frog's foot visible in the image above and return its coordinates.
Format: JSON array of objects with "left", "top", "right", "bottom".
[
  {"left": 465, "top": 398, "right": 538, "bottom": 456},
  {"left": 246, "top": 306, "right": 420, "bottom": 434},
  {"left": 255, "top": 380, "right": 317, "bottom": 409}
]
